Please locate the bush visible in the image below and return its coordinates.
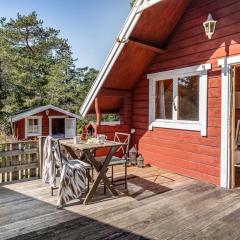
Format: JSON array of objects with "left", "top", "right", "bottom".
[{"left": 0, "top": 114, "right": 11, "bottom": 137}]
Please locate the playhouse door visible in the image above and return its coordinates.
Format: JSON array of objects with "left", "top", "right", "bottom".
[{"left": 65, "top": 118, "right": 76, "bottom": 138}]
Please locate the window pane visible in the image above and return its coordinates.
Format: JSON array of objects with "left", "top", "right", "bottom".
[
  {"left": 155, "top": 79, "right": 173, "bottom": 119},
  {"left": 29, "top": 119, "right": 33, "bottom": 126},
  {"left": 34, "top": 119, "right": 38, "bottom": 125},
  {"left": 178, "top": 75, "right": 199, "bottom": 121},
  {"left": 28, "top": 119, "right": 39, "bottom": 134}
]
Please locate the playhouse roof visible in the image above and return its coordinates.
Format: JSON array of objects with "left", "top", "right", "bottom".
[
  {"left": 11, "top": 104, "right": 82, "bottom": 123},
  {"left": 80, "top": 0, "right": 191, "bottom": 116}
]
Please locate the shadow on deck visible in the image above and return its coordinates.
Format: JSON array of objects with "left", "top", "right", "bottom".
[{"left": 1, "top": 166, "right": 239, "bottom": 240}]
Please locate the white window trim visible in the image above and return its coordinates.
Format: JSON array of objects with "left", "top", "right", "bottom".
[
  {"left": 218, "top": 55, "right": 240, "bottom": 189},
  {"left": 147, "top": 63, "right": 211, "bottom": 136},
  {"left": 25, "top": 116, "right": 42, "bottom": 138}
]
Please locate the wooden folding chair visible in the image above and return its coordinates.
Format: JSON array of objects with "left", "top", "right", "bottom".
[{"left": 97, "top": 132, "right": 130, "bottom": 191}]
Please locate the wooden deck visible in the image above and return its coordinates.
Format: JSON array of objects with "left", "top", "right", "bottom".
[{"left": 1, "top": 166, "right": 240, "bottom": 240}]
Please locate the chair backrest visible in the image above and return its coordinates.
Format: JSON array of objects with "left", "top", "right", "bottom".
[
  {"left": 114, "top": 132, "right": 131, "bottom": 159},
  {"left": 50, "top": 138, "right": 68, "bottom": 169}
]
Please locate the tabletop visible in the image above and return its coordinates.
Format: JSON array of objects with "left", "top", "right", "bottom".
[{"left": 60, "top": 139, "right": 127, "bottom": 151}]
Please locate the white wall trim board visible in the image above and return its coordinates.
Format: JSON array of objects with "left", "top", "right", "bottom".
[
  {"left": 148, "top": 64, "right": 211, "bottom": 136},
  {"left": 218, "top": 55, "right": 240, "bottom": 188},
  {"left": 147, "top": 63, "right": 212, "bottom": 80},
  {"left": 151, "top": 120, "right": 201, "bottom": 131}
]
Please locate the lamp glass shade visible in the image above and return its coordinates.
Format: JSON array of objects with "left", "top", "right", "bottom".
[{"left": 203, "top": 14, "right": 217, "bottom": 39}]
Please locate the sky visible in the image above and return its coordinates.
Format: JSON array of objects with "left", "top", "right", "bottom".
[{"left": 0, "top": 0, "right": 131, "bottom": 69}]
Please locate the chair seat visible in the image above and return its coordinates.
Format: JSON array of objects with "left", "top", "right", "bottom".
[
  {"left": 96, "top": 156, "right": 126, "bottom": 166},
  {"left": 110, "top": 156, "right": 127, "bottom": 165}
]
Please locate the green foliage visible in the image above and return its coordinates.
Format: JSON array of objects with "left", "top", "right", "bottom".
[{"left": 0, "top": 12, "right": 98, "bottom": 135}]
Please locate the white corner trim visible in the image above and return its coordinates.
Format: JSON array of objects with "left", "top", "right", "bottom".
[
  {"left": 80, "top": 0, "right": 150, "bottom": 118},
  {"left": 25, "top": 116, "right": 42, "bottom": 138},
  {"left": 148, "top": 64, "right": 210, "bottom": 136},
  {"left": 218, "top": 55, "right": 240, "bottom": 188}
]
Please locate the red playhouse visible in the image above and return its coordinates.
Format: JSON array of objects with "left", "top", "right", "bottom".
[{"left": 10, "top": 105, "right": 82, "bottom": 140}]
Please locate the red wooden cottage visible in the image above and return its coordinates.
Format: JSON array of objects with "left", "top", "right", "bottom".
[
  {"left": 11, "top": 105, "right": 81, "bottom": 140},
  {"left": 80, "top": 0, "right": 240, "bottom": 189}
]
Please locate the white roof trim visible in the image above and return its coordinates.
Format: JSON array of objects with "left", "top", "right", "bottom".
[
  {"left": 137, "top": 0, "right": 163, "bottom": 13},
  {"left": 11, "top": 104, "right": 82, "bottom": 123},
  {"left": 80, "top": 0, "right": 162, "bottom": 118}
]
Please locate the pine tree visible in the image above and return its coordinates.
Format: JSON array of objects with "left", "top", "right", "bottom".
[{"left": 0, "top": 12, "right": 98, "bottom": 135}]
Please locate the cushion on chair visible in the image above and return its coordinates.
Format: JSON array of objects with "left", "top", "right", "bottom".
[{"left": 109, "top": 156, "right": 127, "bottom": 165}]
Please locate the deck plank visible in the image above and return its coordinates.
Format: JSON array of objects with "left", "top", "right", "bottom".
[{"left": 0, "top": 166, "right": 239, "bottom": 240}]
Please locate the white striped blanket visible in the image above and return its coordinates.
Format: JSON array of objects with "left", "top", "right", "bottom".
[
  {"left": 42, "top": 136, "right": 86, "bottom": 208},
  {"left": 57, "top": 160, "right": 86, "bottom": 208}
]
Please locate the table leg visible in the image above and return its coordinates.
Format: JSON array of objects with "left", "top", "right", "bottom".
[
  {"left": 83, "top": 146, "right": 118, "bottom": 205},
  {"left": 62, "top": 145, "right": 79, "bottom": 159},
  {"left": 84, "top": 147, "right": 118, "bottom": 195},
  {"left": 85, "top": 147, "right": 118, "bottom": 196}
]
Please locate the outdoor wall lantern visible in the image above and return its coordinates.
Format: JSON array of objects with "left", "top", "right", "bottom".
[
  {"left": 45, "top": 110, "right": 49, "bottom": 116},
  {"left": 203, "top": 13, "right": 217, "bottom": 39}
]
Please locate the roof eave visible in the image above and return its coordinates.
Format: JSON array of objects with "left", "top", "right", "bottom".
[{"left": 80, "top": 0, "right": 149, "bottom": 118}]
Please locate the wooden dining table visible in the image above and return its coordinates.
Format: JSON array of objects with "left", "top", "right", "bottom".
[{"left": 59, "top": 139, "right": 127, "bottom": 205}]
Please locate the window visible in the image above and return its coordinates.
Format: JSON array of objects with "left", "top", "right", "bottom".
[
  {"left": 178, "top": 76, "right": 199, "bottom": 121},
  {"left": 28, "top": 119, "right": 39, "bottom": 134},
  {"left": 148, "top": 64, "right": 211, "bottom": 136},
  {"left": 154, "top": 76, "right": 199, "bottom": 122},
  {"left": 25, "top": 117, "right": 42, "bottom": 137},
  {"left": 155, "top": 79, "right": 173, "bottom": 120}
]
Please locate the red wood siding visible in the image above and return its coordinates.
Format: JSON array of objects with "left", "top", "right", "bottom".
[
  {"left": 95, "top": 124, "right": 130, "bottom": 156},
  {"left": 14, "top": 119, "right": 25, "bottom": 140},
  {"left": 13, "top": 109, "right": 67, "bottom": 140},
  {"left": 130, "top": 0, "right": 240, "bottom": 186},
  {"left": 119, "top": 94, "right": 132, "bottom": 125}
]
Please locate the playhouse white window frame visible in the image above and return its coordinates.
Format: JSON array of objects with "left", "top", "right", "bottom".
[
  {"left": 148, "top": 64, "right": 211, "bottom": 136},
  {"left": 25, "top": 116, "right": 42, "bottom": 138}
]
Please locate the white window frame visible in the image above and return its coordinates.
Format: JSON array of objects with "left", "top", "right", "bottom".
[
  {"left": 25, "top": 116, "right": 42, "bottom": 138},
  {"left": 148, "top": 64, "right": 211, "bottom": 136}
]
